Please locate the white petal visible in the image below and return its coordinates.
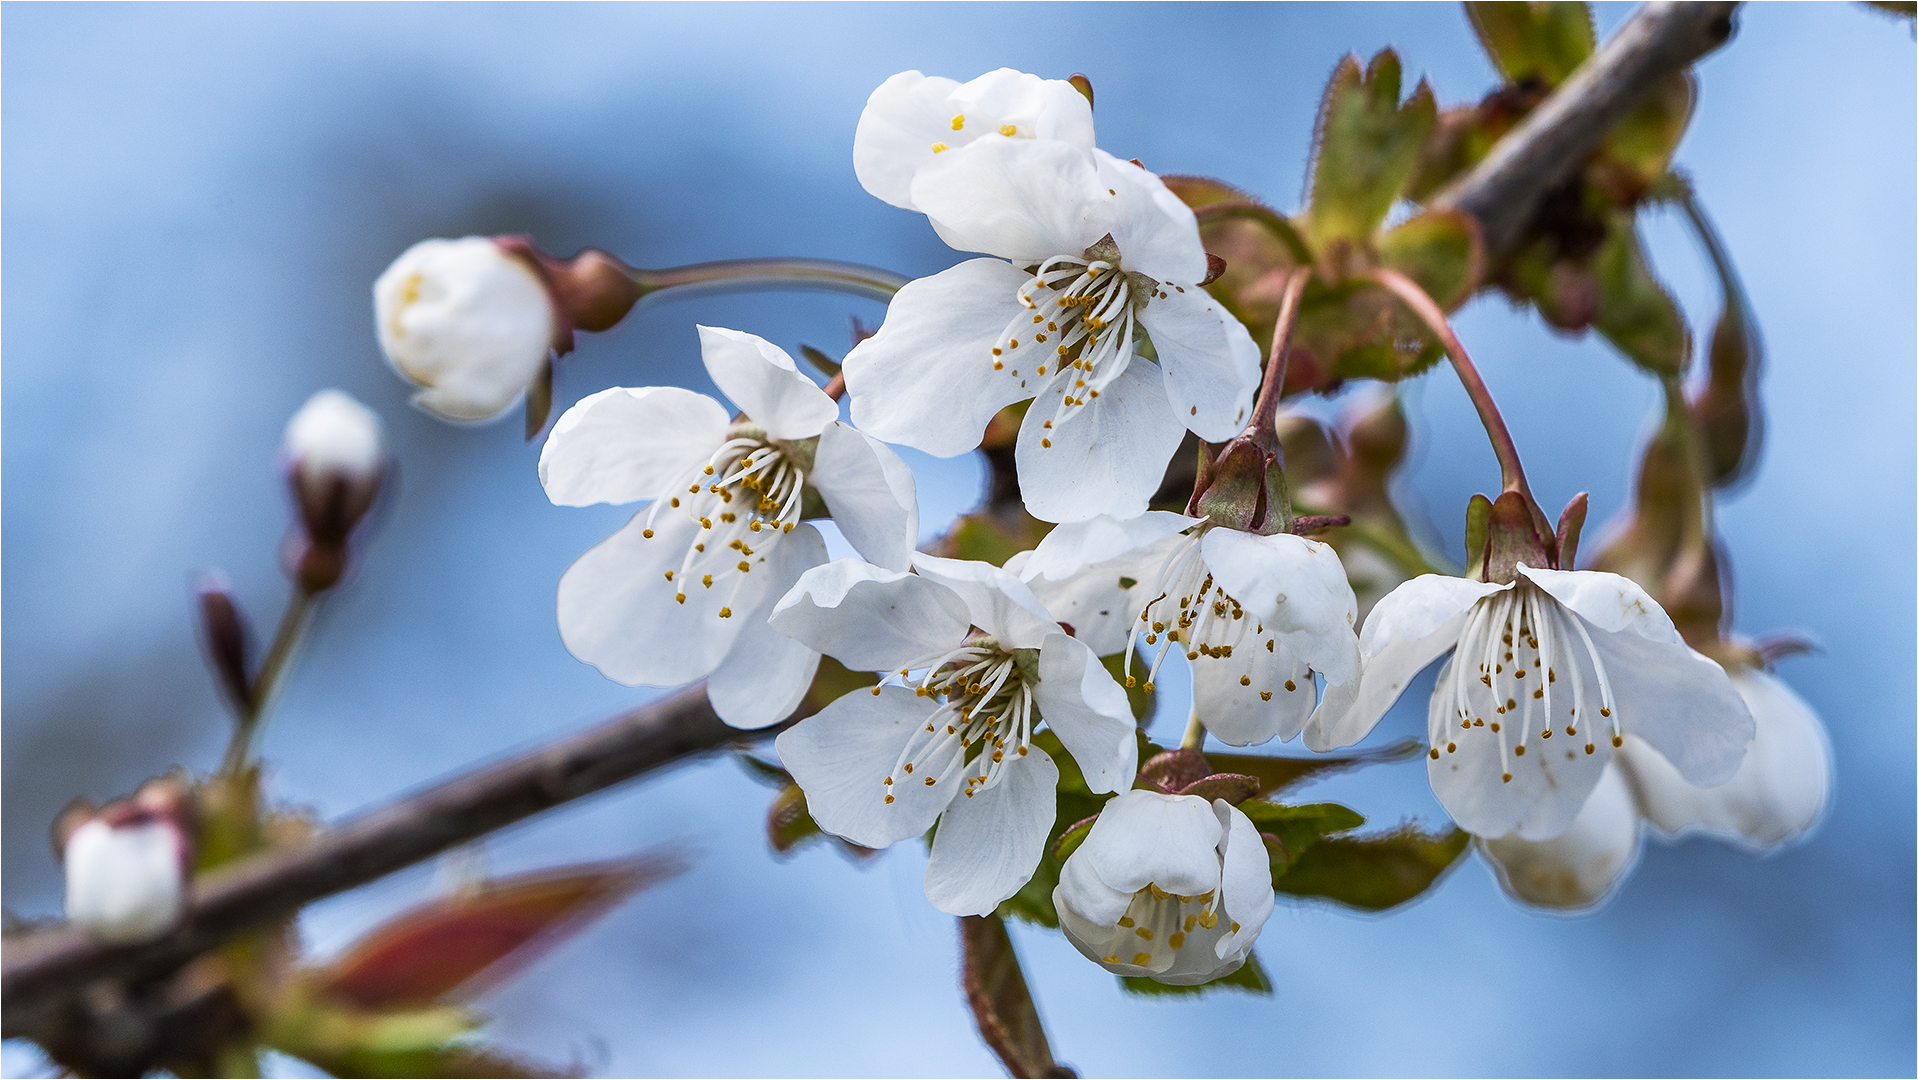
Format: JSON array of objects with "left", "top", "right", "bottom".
[
  {"left": 1212, "top": 801, "right": 1276, "bottom": 959},
  {"left": 1079, "top": 790, "right": 1222, "bottom": 897},
  {"left": 923, "top": 749, "right": 1059, "bottom": 916},
  {"left": 64, "top": 820, "right": 185, "bottom": 944},
  {"left": 770, "top": 559, "right": 970, "bottom": 673},
  {"left": 539, "top": 386, "right": 730, "bottom": 506},
  {"left": 705, "top": 525, "right": 828, "bottom": 729},
  {"left": 1096, "top": 150, "right": 1209, "bottom": 285},
  {"left": 1572, "top": 609, "right": 1754, "bottom": 787},
  {"left": 811, "top": 421, "right": 920, "bottom": 571},
  {"left": 910, "top": 553, "right": 1058, "bottom": 649},
  {"left": 1302, "top": 672, "right": 1363, "bottom": 753},
  {"left": 1518, "top": 565, "right": 1682, "bottom": 644},
  {"left": 1615, "top": 668, "right": 1831, "bottom": 851},
  {"left": 774, "top": 686, "right": 953, "bottom": 849},
  {"left": 1202, "top": 530, "right": 1362, "bottom": 684},
  {"left": 1139, "top": 289, "right": 1261, "bottom": 441},
  {"left": 954, "top": 69, "right": 1096, "bottom": 147},
  {"left": 1020, "top": 511, "right": 1198, "bottom": 583},
  {"left": 374, "top": 237, "right": 555, "bottom": 423},
  {"left": 912, "top": 138, "right": 1117, "bottom": 264},
  {"left": 852, "top": 71, "right": 966, "bottom": 210},
  {"left": 696, "top": 325, "right": 838, "bottom": 440},
  {"left": 1191, "top": 632, "right": 1315, "bottom": 747},
  {"left": 1057, "top": 846, "right": 1136, "bottom": 928},
  {"left": 843, "top": 258, "right": 1036, "bottom": 457},
  {"left": 557, "top": 511, "right": 755, "bottom": 687},
  {"left": 1318, "top": 575, "right": 1507, "bottom": 751},
  {"left": 1021, "top": 534, "right": 1186, "bottom": 657},
  {"left": 1034, "top": 633, "right": 1139, "bottom": 794},
  {"left": 1014, "top": 356, "right": 1186, "bottom": 524},
  {"left": 1478, "top": 762, "right": 1642, "bottom": 911}
]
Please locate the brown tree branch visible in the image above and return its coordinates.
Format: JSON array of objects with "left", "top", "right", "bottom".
[{"left": 1431, "top": 0, "right": 1740, "bottom": 253}]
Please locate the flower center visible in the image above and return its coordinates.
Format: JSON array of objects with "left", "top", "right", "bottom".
[
  {"left": 1123, "top": 530, "right": 1300, "bottom": 702},
  {"left": 991, "top": 236, "right": 1160, "bottom": 444},
  {"left": 877, "top": 637, "right": 1037, "bottom": 805},
  {"left": 1096, "top": 883, "right": 1233, "bottom": 972},
  {"left": 643, "top": 421, "right": 804, "bottom": 617},
  {"left": 1430, "top": 582, "right": 1623, "bottom": 782}
]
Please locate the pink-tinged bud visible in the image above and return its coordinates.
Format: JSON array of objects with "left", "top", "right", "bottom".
[
  {"left": 60, "top": 783, "right": 194, "bottom": 944},
  {"left": 282, "top": 389, "right": 386, "bottom": 592}
]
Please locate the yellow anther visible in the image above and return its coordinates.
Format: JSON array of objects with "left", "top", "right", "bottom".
[
  {"left": 1284, "top": 679, "right": 1297, "bottom": 692},
  {"left": 1136, "top": 927, "right": 1154, "bottom": 940},
  {"left": 701, "top": 574, "right": 713, "bottom": 588},
  {"left": 1612, "top": 735, "right": 1624, "bottom": 747},
  {"left": 737, "top": 560, "right": 751, "bottom": 572},
  {"left": 931, "top": 142, "right": 948, "bottom": 153},
  {"left": 1117, "top": 916, "right": 1134, "bottom": 928},
  {"left": 1132, "top": 952, "right": 1153, "bottom": 966},
  {"left": 999, "top": 124, "right": 1016, "bottom": 136},
  {"left": 950, "top": 113, "right": 965, "bottom": 130},
  {"left": 642, "top": 528, "right": 654, "bottom": 539},
  {"left": 1240, "top": 675, "right": 1251, "bottom": 686},
  {"left": 1502, "top": 772, "right": 1513, "bottom": 783},
  {"left": 674, "top": 593, "right": 686, "bottom": 604},
  {"left": 663, "top": 570, "right": 675, "bottom": 581},
  {"left": 718, "top": 606, "right": 732, "bottom": 618},
  {"left": 1197, "top": 911, "right": 1218, "bottom": 930},
  {"left": 1260, "top": 691, "right": 1272, "bottom": 701},
  {"left": 1184, "top": 914, "right": 1198, "bottom": 932},
  {"left": 1515, "top": 745, "right": 1527, "bottom": 756},
  {"left": 1041, "top": 438, "right": 1051, "bottom": 448}
]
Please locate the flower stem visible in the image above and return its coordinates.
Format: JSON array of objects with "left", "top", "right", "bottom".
[
  {"left": 1181, "top": 710, "right": 1207, "bottom": 751},
  {"left": 220, "top": 588, "right": 318, "bottom": 777},
  {"left": 1367, "top": 268, "right": 1534, "bottom": 504},
  {"left": 1245, "top": 268, "right": 1313, "bottom": 448},
  {"left": 629, "top": 258, "right": 909, "bottom": 306},
  {"left": 822, "top": 372, "right": 847, "bottom": 401}
]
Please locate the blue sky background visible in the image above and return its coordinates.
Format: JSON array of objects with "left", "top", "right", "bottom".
[{"left": 4, "top": 3, "right": 1912, "bottom": 1076}]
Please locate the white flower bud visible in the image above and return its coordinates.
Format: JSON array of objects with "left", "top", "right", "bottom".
[
  {"left": 373, "top": 237, "right": 557, "bottom": 422},
  {"left": 283, "top": 389, "right": 385, "bottom": 503},
  {"left": 63, "top": 816, "right": 187, "bottom": 943}
]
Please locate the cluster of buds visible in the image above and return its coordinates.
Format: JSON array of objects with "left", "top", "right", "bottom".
[{"left": 55, "top": 777, "right": 196, "bottom": 944}]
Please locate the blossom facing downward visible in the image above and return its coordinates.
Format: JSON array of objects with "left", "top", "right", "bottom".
[
  {"left": 375, "top": 237, "right": 557, "bottom": 423},
  {"left": 1012, "top": 512, "right": 1361, "bottom": 748},
  {"left": 1054, "top": 789, "right": 1274, "bottom": 985},
  {"left": 64, "top": 813, "right": 189, "bottom": 944},
  {"left": 1328, "top": 566, "right": 1754, "bottom": 841},
  {"left": 854, "top": 68, "right": 1096, "bottom": 212},
  {"left": 539, "top": 326, "right": 918, "bottom": 729},
  {"left": 843, "top": 137, "right": 1259, "bottom": 523},
  {"left": 1480, "top": 665, "right": 1832, "bottom": 910},
  {"left": 770, "top": 554, "right": 1137, "bottom": 915}
]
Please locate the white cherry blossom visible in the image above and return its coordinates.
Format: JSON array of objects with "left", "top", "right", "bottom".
[
  {"left": 1054, "top": 789, "right": 1274, "bottom": 985},
  {"left": 1012, "top": 512, "right": 1361, "bottom": 749},
  {"left": 854, "top": 68, "right": 1095, "bottom": 212},
  {"left": 374, "top": 237, "right": 558, "bottom": 423},
  {"left": 843, "top": 138, "right": 1259, "bottom": 523},
  {"left": 539, "top": 325, "right": 917, "bottom": 729},
  {"left": 770, "top": 554, "right": 1137, "bottom": 916},
  {"left": 64, "top": 815, "right": 188, "bottom": 944},
  {"left": 1329, "top": 565, "right": 1754, "bottom": 841},
  {"left": 1480, "top": 665, "right": 1831, "bottom": 910}
]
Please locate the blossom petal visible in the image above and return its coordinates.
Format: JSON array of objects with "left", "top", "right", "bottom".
[
  {"left": 953, "top": 68, "right": 1096, "bottom": 147},
  {"left": 1191, "top": 632, "right": 1315, "bottom": 747},
  {"left": 923, "top": 748, "right": 1059, "bottom": 916},
  {"left": 1096, "top": 150, "right": 1208, "bottom": 284},
  {"left": 843, "top": 258, "right": 1036, "bottom": 457},
  {"left": 774, "top": 686, "right": 954, "bottom": 849},
  {"left": 1202, "top": 530, "right": 1361, "bottom": 684},
  {"left": 1019, "top": 511, "right": 1198, "bottom": 583},
  {"left": 1034, "top": 632, "right": 1138, "bottom": 794},
  {"left": 1056, "top": 847, "right": 1135, "bottom": 928},
  {"left": 539, "top": 386, "right": 730, "bottom": 507},
  {"left": 1018, "top": 534, "right": 1186, "bottom": 656},
  {"left": 811, "top": 421, "right": 919, "bottom": 571},
  {"left": 1212, "top": 800, "right": 1276, "bottom": 959},
  {"left": 770, "top": 559, "right": 970, "bottom": 673},
  {"left": 1320, "top": 575, "right": 1508, "bottom": 751},
  {"left": 911, "top": 138, "right": 1112, "bottom": 264},
  {"left": 706, "top": 525, "right": 828, "bottom": 729},
  {"left": 1615, "top": 668, "right": 1830, "bottom": 850},
  {"left": 557, "top": 511, "right": 756, "bottom": 687},
  {"left": 696, "top": 325, "right": 837, "bottom": 440},
  {"left": 1139, "top": 289, "right": 1261, "bottom": 441},
  {"left": 1478, "top": 762, "right": 1642, "bottom": 911},
  {"left": 911, "top": 553, "right": 1058, "bottom": 649},
  {"left": 1079, "top": 790, "right": 1222, "bottom": 897},
  {"left": 1014, "top": 356, "right": 1186, "bottom": 523},
  {"left": 852, "top": 71, "right": 965, "bottom": 210}
]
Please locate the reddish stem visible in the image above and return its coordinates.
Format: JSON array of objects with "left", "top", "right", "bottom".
[
  {"left": 822, "top": 372, "right": 847, "bottom": 402},
  {"left": 1246, "top": 268, "right": 1313, "bottom": 447}
]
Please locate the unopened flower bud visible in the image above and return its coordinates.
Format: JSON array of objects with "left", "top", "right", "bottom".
[
  {"left": 374, "top": 237, "right": 559, "bottom": 423},
  {"left": 196, "top": 572, "right": 254, "bottom": 715},
  {"left": 60, "top": 783, "right": 193, "bottom": 944},
  {"left": 282, "top": 389, "right": 386, "bottom": 591}
]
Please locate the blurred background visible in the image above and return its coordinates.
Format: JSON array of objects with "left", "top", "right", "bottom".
[{"left": 3, "top": 3, "right": 1911, "bottom": 1076}]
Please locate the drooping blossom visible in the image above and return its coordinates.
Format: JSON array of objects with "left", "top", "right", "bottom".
[
  {"left": 843, "top": 134, "right": 1260, "bottom": 523},
  {"left": 769, "top": 554, "right": 1137, "bottom": 915},
  {"left": 62, "top": 793, "right": 192, "bottom": 944},
  {"left": 1054, "top": 789, "right": 1273, "bottom": 985},
  {"left": 1011, "top": 511, "right": 1361, "bottom": 749},
  {"left": 853, "top": 68, "right": 1095, "bottom": 213},
  {"left": 539, "top": 325, "right": 917, "bottom": 729},
  {"left": 375, "top": 237, "right": 559, "bottom": 423},
  {"left": 1329, "top": 565, "right": 1754, "bottom": 841}
]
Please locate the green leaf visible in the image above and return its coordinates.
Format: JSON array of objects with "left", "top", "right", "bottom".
[
  {"left": 1305, "top": 49, "right": 1437, "bottom": 256},
  {"left": 1591, "top": 216, "right": 1690, "bottom": 377},
  {"left": 1119, "top": 951, "right": 1272, "bottom": 997},
  {"left": 1204, "top": 738, "right": 1423, "bottom": 799},
  {"left": 1594, "top": 73, "right": 1695, "bottom": 202},
  {"left": 944, "top": 512, "right": 1046, "bottom": 567},
  {"left": 1467, "top": 1, "right": 1595, "bottom": 87},
  {"left": 1275, "top": 825, "right": 1471, "bottom": 911},
  {"left": 1239, "top": 801, "right": 1365, "bottom": 877},
  {"left": 1377, "top": 209, "right": 1485, "bottom": 311}
]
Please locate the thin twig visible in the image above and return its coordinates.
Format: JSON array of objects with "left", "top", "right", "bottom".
[{"left": 220, "top": 589, "right": 316, "bottom": 777}]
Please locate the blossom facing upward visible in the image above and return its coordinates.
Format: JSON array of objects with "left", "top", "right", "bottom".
[
  {"left": 770, "top": 554, "right": 1137, "bottom": 916},
  {"left": 63, "top": 806, "right": 190, "bottom": 944},
  {"left": 854, "top": 68, "right": 1096, "bottom": 212},
  {"left": 1011, "top": 512, "right": 1362, "bottom": 749},
  {"left": 281, "top": 389, "right": 387, "bottom": 591},
  {"left": 843, "top": 133, "right": 1260, "bottom": 523},
  {"left": 1329, "top": 565, "right": 1754, "bottom": 841},
  {"left": 1480, "top": 665, "right": 1832, "bottom": 910},
  {"left": 1054, "top": 789, "right": 1274, "bottom": 985},
  {"left": 374, "top": 237, "right": 557, "bottom": 423},
  {"left": 539, "top": 325, "right": 918, "bottom": 729}
]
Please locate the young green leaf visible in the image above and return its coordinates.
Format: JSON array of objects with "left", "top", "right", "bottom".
[
  {"left": 1305, "top": 49, "right": 1438, "bottom": 259},
  {"left": 1466, "top": 1, "right": 1595, "bottom": 87},
  {"left": 1119, "top": 951, "right": 1273, "bottom": 997},
  {"left": 1591, "top": 215, "right": 1690, "bottom": 377},
  {"left": 1204, "top": 738, "right": 1423, "bottom": 799},
  {"left": 1275, "top": 825, "right": 1471, "bottom": 911}
]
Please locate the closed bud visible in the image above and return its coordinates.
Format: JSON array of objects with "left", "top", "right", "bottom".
[
  {"left": 60, "top": 780, "right": 194, "bottom": 944},
  {"left": 282, "top": 389, "right": 386, "bottom": 591},
  {"left": 195, "top": 572, "right": 254, "bottom": 714}
]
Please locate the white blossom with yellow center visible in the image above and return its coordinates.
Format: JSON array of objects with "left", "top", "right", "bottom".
[{"left": 540, "top": 326, "right": 918, "bottom": 729}]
